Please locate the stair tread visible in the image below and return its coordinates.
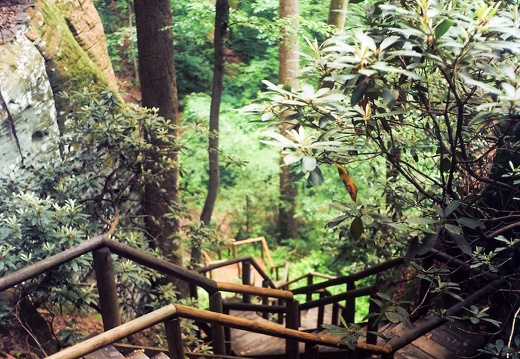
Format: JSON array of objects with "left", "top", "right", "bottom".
[
  {"left": 150, "top": 353, "right": 170, "bottom": 359},
  {"left": 83, "top": 345, "right": 126, "bottom": 359},
  {"left": 125, "top": 350, "right": 150, "bottom": 359}
]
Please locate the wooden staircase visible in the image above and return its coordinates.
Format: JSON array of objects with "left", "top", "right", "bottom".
[{"left": 0, "top": 236, "right": 505, "bottom": 359}]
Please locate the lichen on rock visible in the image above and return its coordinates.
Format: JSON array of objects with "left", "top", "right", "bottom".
[{"left": 0, "top": 23, "right": 58, "bottom": 165}]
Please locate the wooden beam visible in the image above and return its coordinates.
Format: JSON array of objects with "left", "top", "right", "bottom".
[
  {"left": 174, "top": 304, "right": 392, "bottom": 354},
  {"left": 104, "top": 238, "right": 218, "bottom": 293},
  {"left": 0, "top": 236, "right": 105, "bottom": 292},
  {"left": 216, "top": 281, "right": 293, "bottom": 300},
  {"left": 386, "top": 279, "right": 507, "bottom": 353},
  {"left": 45, "top": 305, "right": 178, "bottom": 359}
]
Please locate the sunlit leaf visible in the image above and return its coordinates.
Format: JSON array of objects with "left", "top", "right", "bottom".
[
  {"left": 302, "top": 156, "right": 317, "bottom": 173},
  {"left": 434, "top": 19, "right": 454, "bottom": 39}
]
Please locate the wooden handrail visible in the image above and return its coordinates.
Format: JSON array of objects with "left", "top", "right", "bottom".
[
  {"left": 387, "top": 278, "right": 508, "bottom": 354},
  {"left": 216, "top": 281, "right": 293, "bottom": 300},
  {"left": 0, "top": 236, "right": 106, "bottom": 292},
  {"left": 45, "top": 304, "right": 179, "bottom": 359},
  {"left": 230, "top": 237, "right": 274, "bottom": 268},
  {"left": 103, "top": 238, "right": 218, "bottom": 293},
  {"left": 278, "top": 271, "right": 337, "bottom": 289},
  {"left": 44, "top": 303, "right": 392, "bottom": 359},
  {"left": 299, "top": 285, "right": 377, "bottom": 311},
  {"left": 176, "top": 304, "right": 391, "bottom": 354},
  {"left": 198, "top": 255, "right": 277, "bottom": 288},
  {"left": 291, "top": 258, "right": 404, "bottom": 295}
]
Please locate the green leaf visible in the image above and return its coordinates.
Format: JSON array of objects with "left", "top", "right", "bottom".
[
  {"left": 385, "top": 310, "right": 401, "bottom": 323},
  {"left": 445, "top": 223, "right": 462, "bottom": 235},
  {"left": 326, "top": 214, "right": 349, "bottom": 228},
  {"left": 350, "top": 216, "right": 364, "bottom": 240},
  {"left": 456, "top": 217, "right": 485, "bottom": 229},
  {"left": 350, "top": 79, "right": 370, "bottom": 106},
  {"left": 444, "top": 200, "right": 460, "bottom": 218},
  {"left": 406, "top": 217, "right": 438, "bottom": 225},
  {"left": 458, "top": 73, "right": 501, "bottom": 95},
  {"left": 417, "top": 234, "right": 438, "bottom": 255},
  {"left": 308, "top": 167, "right": 324, "bottom": 186},
  {"left": 404, "top": 236, "right": 419, "bottom": 263},
  {"left": 434, "top": 19, "right": 454, "bottom": 39},
  {"left": 382, "top": 88, "right": 400, "bottom": 109},
  {"left": 448, "top": 231, "right": 472, "bottom": 255}
]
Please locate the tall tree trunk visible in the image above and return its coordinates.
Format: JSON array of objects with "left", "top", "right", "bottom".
[
  {"left": 327, "top": 0, "right": 348, "bottom": 30},
  {"left": 134, "top": 0, "right": 181, "bottom": 265},
  {"left": 278, "top": 0, "right": 300, "bottom": 243},
  {"left": 192, "top": 0, "right": 229, "bottom": 267}
]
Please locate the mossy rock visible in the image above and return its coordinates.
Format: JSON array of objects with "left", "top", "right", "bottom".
[{"left": 25, "top": 0, "right": 118, "bottom": 130}]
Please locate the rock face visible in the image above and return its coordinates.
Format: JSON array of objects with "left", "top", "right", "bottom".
[
  {"left": 0, "top": 23, "right": 57, "bottom": 165},
  {"left": 26, "top": 0, "right": 118, "bottom": 127},
  {"left": 0, "top": 0, "right": 117, "bottom": 165}
]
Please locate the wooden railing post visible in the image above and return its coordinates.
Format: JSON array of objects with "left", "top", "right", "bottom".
[
  {"left": 262, "top": 279, "right": 269, "bottom": 319},
  {"left": 317, "top": 291, "right": 325, "bottom": 327},
  {"left": 342, "top": 279, "right": 356, "bottom": 324},
  {"left": 366, "top": 292, "right": 379, "bottom": 345},
  {"left": 209, "top": 292, "right": 226, "bottom": 355},
  {"left": 93, "top": 248, "right": 121, "bottom": 330},
  {"left": 164, "top": 318, "right": 184, "bottom": 359},
  {"left": 189, "top": 283, "right": 198, "bottom": 300},
  {"left": 304, "top": 343, "right": 319, "bottom": 359},
  {"left": 242, "top": 260, "right": 251, "bottom": 304},
  {"left": 306, "top": 275, "right": 313, "bottom": 302},
  {"left": 332, "top": 303, "right": 339, "bottom": 325},
  {"left": 285, "top": 299, "right": 299, "bottom": 359}
]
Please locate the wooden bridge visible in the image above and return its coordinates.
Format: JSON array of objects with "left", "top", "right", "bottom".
[{"left": 0, "top": 236, "right": 501, "bottom": 359}]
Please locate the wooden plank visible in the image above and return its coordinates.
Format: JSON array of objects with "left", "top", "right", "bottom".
[
  {"left": 83, "top": 345, "right": 125, "bottom": 359},
  {"left": 404, "top": 331, "right": 453, "bottom": 358},
  {"left": 396, "top": 343, "right": 436, "bottom": 359},
  {"left": 125, "top": 350, "right": 149, "bottom": 359}
]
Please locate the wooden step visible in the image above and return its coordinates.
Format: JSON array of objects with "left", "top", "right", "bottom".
[
  {"left": 83, "top": 345, "right": 126, "bottom": 359},
  {"left": 83, "top": 346, "right": 172, "bottom": 359}
]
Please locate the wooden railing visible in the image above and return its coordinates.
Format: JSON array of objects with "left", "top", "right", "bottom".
[
  {"left": 43, "top": 303, "right": 392, "bottom": 359},
  {"left": 284, "top": 258, "right": 405, "bottom": 334},
  {"left": 0, "top": 236, "right": 302, "bottom": 359},
  {"left": 0, "top": 235, "right": 504, "bottom": 359}
]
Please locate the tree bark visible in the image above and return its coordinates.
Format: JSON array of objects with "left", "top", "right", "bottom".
[
  {"left": 134, "top": 0, "right": 181, "bottom": 265},
  {"left": 278, "top": 0, "right": 300, "bottom": 242},
  {"left": 327, "top": 0, "right": 348, "bottom": 31},
  {"left": 193, "top": 0, "right": 229, "bottom": 267}
]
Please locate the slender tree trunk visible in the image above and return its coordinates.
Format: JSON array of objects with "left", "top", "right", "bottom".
[
  {"left": 278, "top": 0, "right": 300, "bottom": 243},
  {"left": 327, "top": 0, "right": 348, "bottom": 30},
  {"left": 134, "top": 0, "right": 181, "bottom": 265},
  {"left": 192, "top": 0, "right": 229, "bottom": 267}
]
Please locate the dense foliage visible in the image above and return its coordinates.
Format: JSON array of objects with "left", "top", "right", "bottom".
[
  {"left": 3, "top": 0, "right": 520, "bottom": 355},
  {"left": 244, "top": 0, "right": 520, "bottom": 350},
  {"left": 0, "top": 90, "right": 219, "bottom": 351}
]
